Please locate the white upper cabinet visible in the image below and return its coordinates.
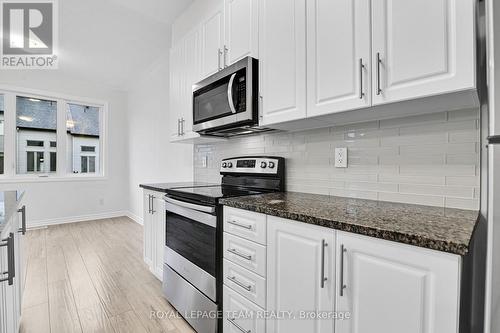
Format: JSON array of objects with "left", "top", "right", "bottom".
[
  {"left": 267, "top": 216, "right": 335, "bottom": 333},
  {"left": 371, "top": 0, "right": 475, "bottom": 105},
  {"left": 335, "top": 231, "right": 461, "bottom": 333},
  {"left": 169, "top": 43, "right": 183, "bottom": 138},
  {"left": 224, "top": 0, "right": 258, "bottom": 65},
  {"left": 306, "top": 0, "right": 371, "bottom": 117},
  {"left": 259, "top": 0, "right": 307, "bottom": 125},
  {"left": 201, "top": 8, "right": 224, "bottom": 78}
]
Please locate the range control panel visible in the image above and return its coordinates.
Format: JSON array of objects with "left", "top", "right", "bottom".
[{"left": 220, "top": 157, "right": 282, "bottom": 175}]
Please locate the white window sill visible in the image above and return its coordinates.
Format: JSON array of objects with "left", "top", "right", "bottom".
[{"left": 0, "top": 174, "right": 108, "bottom": 184}]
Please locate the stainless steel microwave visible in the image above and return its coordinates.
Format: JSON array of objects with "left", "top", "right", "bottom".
[{"left": 192, "top": 57, "right": 268, "bottom": 137}]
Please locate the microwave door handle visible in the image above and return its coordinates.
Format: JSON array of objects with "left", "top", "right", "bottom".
[{"left": 227, "top": 73, "right": 237, "bottom": 114}]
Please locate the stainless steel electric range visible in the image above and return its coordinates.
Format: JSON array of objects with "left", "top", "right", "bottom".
[{"left": 162, "top": 156, "right": 285, "bottom": 333}]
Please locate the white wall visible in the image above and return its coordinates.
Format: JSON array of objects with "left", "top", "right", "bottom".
[
  {"left": 0, "top": 71, "right": 129, "bottom": 227},
  {"left": 126, "top": 53, "right": 194, "bottom": 223}
]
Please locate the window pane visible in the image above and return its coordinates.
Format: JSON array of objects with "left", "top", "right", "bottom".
[
  {"left": 89, "top": 156, "right": 95, "bottom": 173},
  {"left": 50, "top": 152, "right": 56, "bottom": 172},
  {"left": 16, "top": 96, "right": 57, "bottom": 174},
  {"left": 67, "top": 103, "right": 100, "bottom": 174},
  {"left": 50, "top": 141, "right": 56, "bottom": 147},
  {"left": 81, "top": 156, "right": 88, "bottom": 173},
  {"left": 27, "top": 152, "right": 34, "bottom": 172},
  {"left": 0, "top": 95, "right": 4, "bottom": 174}
]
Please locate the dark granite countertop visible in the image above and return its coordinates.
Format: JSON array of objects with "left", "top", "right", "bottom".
[
  {"left": 220, "top": 192, "right": 480, "bottom": 256},
  {"left": 139, "top": 182, "right": 217, "bottom": 193}
]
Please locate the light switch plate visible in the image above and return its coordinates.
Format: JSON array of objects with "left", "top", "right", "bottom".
[{"left": 334, "top": 148, "right": 348, "bottom": 168}]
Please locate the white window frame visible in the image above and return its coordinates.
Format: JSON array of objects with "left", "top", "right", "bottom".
[{"left": 0, "top": 85, "right": 108, "bottom": 183}]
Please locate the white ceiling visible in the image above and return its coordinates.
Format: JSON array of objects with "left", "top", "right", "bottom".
[{"left": 57, "top": 0, "right": 193, "bottom": 91}]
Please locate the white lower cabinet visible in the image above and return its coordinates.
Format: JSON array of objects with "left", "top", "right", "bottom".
[
  {"left": 335, "top": 231, "right": 461, "bottom": 333},
  {"left": 223, "top": 206, "right": 463, "bottom": 333},
  {"left": 143, "top": 190, "right": 166, "bottom": 281},
  {"left": 267, "top": 216, "right": 335, "bottom": 333}
]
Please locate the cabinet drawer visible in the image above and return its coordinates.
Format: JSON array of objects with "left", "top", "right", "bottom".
[
  {"left": 224, "top": 232, "right": 266, "bottom": 277},
  {"left": 224, "top": 286, "right": 265, "bottom": 333},
  {"left": 224, "top": 207, "right": 267, "bottom": 244},
  {"left": 224, "top": 259, "right": 266, "bottom": 308}
]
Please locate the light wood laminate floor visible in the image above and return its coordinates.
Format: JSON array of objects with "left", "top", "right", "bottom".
[{"left": 20, "top": 217, "right": 195, "bottom": 333}]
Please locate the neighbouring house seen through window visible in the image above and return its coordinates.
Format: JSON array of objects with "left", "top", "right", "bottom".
[
  {"left": 67, "top": 103, "right": 100, "bottom": 174},
  {"left": 16, "top": 96, "right": 57, "bottom": 174},
  {"left": 0, "top": 95, "right": 4, "bottom": 174}
]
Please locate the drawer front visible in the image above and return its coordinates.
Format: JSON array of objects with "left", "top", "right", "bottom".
[
  {"left": 224, "top": 207, "right": 267, "bottom": 245},
  {"left": 224, "top": 259, "right": 266, "bottom": 308},
  {"left": 224, "top": 232, "right": 266, "bottom": 277},
  {"left": 224, "top": 285, "right": 266, "bottom": 333}
]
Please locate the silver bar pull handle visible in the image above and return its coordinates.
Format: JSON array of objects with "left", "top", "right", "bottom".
[
  {"left": 259, "top": 95, "right": 263, "bottom": 120},
  {"left": 340, "top": 244, "right": 347, "bottom": 296},
  {"left": 218, "top": 48, "right": 223, "bottom": 70},
  {"left": 180, "top": 118, "right": 185, "bottom": 135},
  {"left": 376, "top": 52, "right": 382, "bottom": 95},
  {"left": 227, "top": 318, "right": 251, "bottom": 333},
  {"left": 18, "top": 205, "right": 26, "bottom": 235},
  {"left": 359, "top": 58, "right": 365, "bottom": 99},
  {"left": 227, "top": 220, "right": 253, "bottom": 230},
  {"left": 320, "top": 240, "right": 328, "bottom": 288},
  {"left": 227, "top": 276, "right": 252, "bottom": 291},
  {"left": 227, "top": 73, "right": 237, "bottom": 114},
  {"left": 228, "top": 248, "right": 252, "bottom": 261},
  {"left": 0, "top": 233, "right": 15, "bottom": 285},
  {"left": 224, "top": 45, "right": 229, "bottom": 67},
  {"left": 177, "top": 118, "right": 181, "bottom": 136},
  {"left": 151, "top": 196, "right": 155, "bottom": 214}
]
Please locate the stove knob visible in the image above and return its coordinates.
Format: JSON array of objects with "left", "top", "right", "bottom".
[
  {"left": 268, "top": 161, "right": 275, "bottom": 169},
  {"left": 227, "top": 162, "right": 233, "bottom": 168},
  {"left": 261, "top": 161, "right": 267, "bottom": 168},
  {"left": 222, "top": 162, "right": 227, "bottom": 168}
]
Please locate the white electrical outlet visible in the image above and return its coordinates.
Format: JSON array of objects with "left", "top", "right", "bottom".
[{"left": 334, "top": 148, "right": 348, "bottom": 168}]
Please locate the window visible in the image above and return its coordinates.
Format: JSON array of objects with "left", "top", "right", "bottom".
[
  {"left": 27, "top": 140, "right": 44, "bottom": 147},
  {"left": 68, "top": 103, "right": 100, "bottom": 174},
  {"left": 0, "top": 90, "right": 104, "bottom": 179},
  {"left": 26, "top": 151, "right": 44, "bottom": 172},
  {"left": 16, "top": 96, "right": 57, "bottom": 174}
]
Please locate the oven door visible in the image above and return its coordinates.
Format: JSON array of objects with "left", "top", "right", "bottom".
[
  {"left": 193, "top": 57, "right": 257, "bottom": 133},
  {"left": 165, "top": 197, "right": 217, "bottom": 301}
]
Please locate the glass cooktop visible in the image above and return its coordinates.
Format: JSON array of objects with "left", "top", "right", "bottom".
[{"left": 165, "top": 185, "right": 264, "bottom": 205}]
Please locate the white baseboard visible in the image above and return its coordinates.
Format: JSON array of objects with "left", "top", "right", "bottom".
[
  {"left": 27, "top": 211, "right": 129, "bottom": 229},
  {"left": 126, "top": 211, "right": 143, "bottom": 225}
]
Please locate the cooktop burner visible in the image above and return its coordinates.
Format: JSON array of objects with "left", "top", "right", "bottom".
[{"left": 165, "top": 185, "right": 265, "bottom": 205}]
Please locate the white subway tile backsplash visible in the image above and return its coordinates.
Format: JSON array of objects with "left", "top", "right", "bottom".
[{"left": 194, "top": 109, "right": 480, "bottom": 210}]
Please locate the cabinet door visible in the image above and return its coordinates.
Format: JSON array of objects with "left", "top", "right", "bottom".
[
  {"left": 224, "top": 0, "right": 258, "bottom": 65},
  {"left": 336, "top": 231, "right": 461, "bottom": 333},
  {"left": 259, "top": 0, "right": 307, "bottom": 125},
  {"left": 152, "top": 196, "right": 166, "bottom": 281},
  {"left": 201, "top": 9, "right": 224, "bottom": 78},
  {"left": 267, "top": 216, "right": 334, "bottom": 333},
  {"left": 169, "top": 43, "right": 183, "bottom": 138},
  {"left": 0, "top": 235, "right": 16, "bottom": 333},
  {"left": 181, "top": 29, "right": 201, "bottom": 136},
  {"left": 143, "top": 192, "right": 153, "bottom": 269},
  {"left": 371, "top": 0, "right": 475, "bottom": 105},
  {"left": 306, "top": 0, "right": 371, "bottom": 117}
]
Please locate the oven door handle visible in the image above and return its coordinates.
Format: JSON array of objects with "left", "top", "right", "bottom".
[
  {"left": 165, "top": 197, "right": 215, "bottom": 214},
  {"left": 227, "top": 73, "right": 237, "bottom": 114}
]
